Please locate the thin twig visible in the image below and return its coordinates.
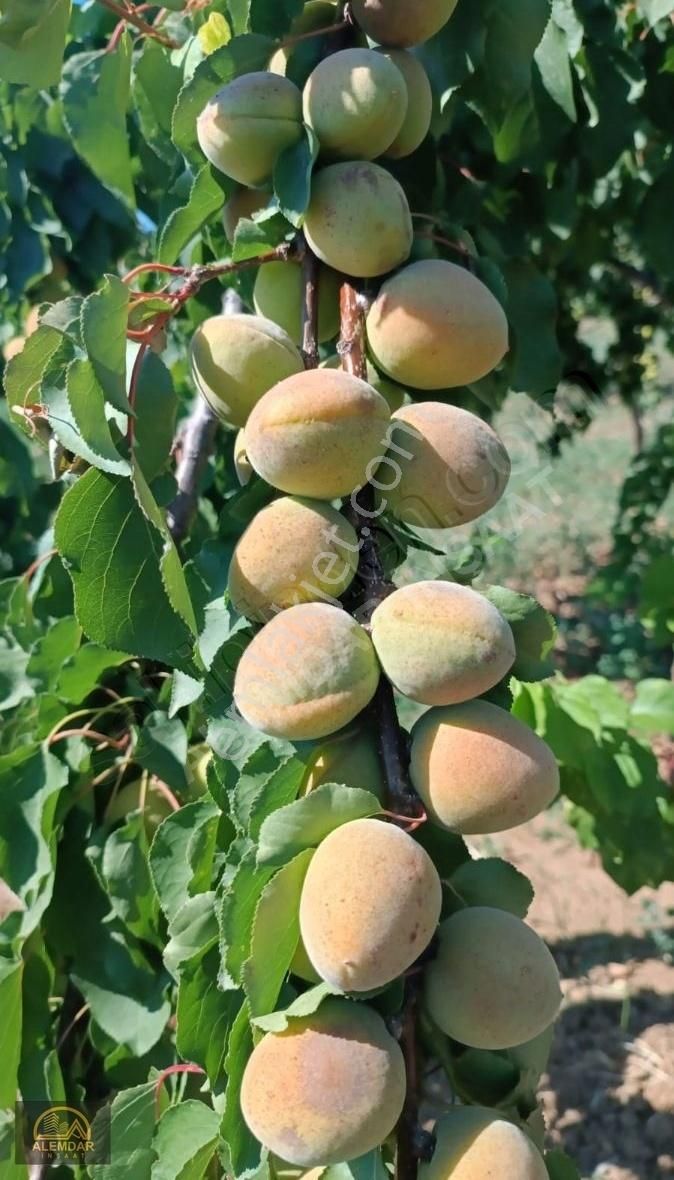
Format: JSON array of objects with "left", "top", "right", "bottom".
[
  {"left": 301, "top": 242, "right": 320, "bottom": 368},
  {"left": 96, "top": 0, "right": 179, "bottom": 46},
  {"left": 276, "top": 17, "right": 349, "bottom": 49},
  {"left": 155, "top": 1063, "right": 206, "bottom": 1113}
]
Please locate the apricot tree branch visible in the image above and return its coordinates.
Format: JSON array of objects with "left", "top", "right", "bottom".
[
  {"left": 96, "top": 0, "right": 179, "bottom": 46},
  {"left": 301, "top": 242, "right": 321, "bottom": 368}
]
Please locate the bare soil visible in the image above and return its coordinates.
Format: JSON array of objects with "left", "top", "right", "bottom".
[{"left": 473, "top": 813, "right": 674, "bottom": 1179}]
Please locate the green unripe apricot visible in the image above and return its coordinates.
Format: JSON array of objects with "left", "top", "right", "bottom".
[
  {"left": 190, "top": 313, "right": 303, "bottom": 428},
  {"left": 233, "top": 429, "right": 253, "bottom": 486},
  {"left": 104, "top": 779, "right": 175, "bottom": 832},
  {"left": 410, "top": 699, "right": 560, "bottom": 836},
  {"left": 378, "top": 50, "right": 433, "bottom": 159},
  {"left": 301, "top": 724, "right": 385, "bottom": 799},
  {"left": 222, "top": 187, "right": 270, "bottom": 243},
  {"left": 303, "top": 49, "right": 407, "bottom": 160},
  {"left": 321, "top": 354, "right": 406, "bottom": 412},
  {"left": 228, "top": 495, "right": 359, "bottom": 621},
  {"left": 371, "top": 581, "right": 515, "bottom": 707},
  {"left": 424, "top": 907, "right": 562, "bottom": 1050},
  {"left": 240, "top": 999, "right": 406, "bottom": 1166},
  {"left": 378, "top": 402, "right": 510, "bottom": 530},
  {"left": 269, "top": 1, "right": 339, "bottom": 75},
  {"left": 366, "top": 260, "right": 508, "bottom": 389},
  {"left": 420, "top": 1108, "right": 547, "bottom": 1180},
  {"left": 197, "top": 72, "right": 303, "bottom": 187},
  {"left": 304, "top": 162, "right": 413, "bottom": 278},
  {"left": 253, "top": 261, "right": 341, "bottom": 345},
  {"left": 299, "top": 818, "right": 442, "bottom": 991},
  {"left": 244, "top": 368, "right": 391, "bottom": 499},
  {"left": 351, "top": 0, "right": 459, "bottom": 47},
  {"left": 233, "top": 602, "right": 380, "bottom": 740}
]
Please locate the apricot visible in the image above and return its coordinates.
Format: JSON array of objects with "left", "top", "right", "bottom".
[
  {"left": 240, "top": 999, "right": 405, "bottom": 1166},
  {"left": 228, "top": 496, "right": 359, "bottom": 621},
  {"left": 320, "top": 355, "right": 406, "bottom": 412},
  {"left": 222, "top": 187, "right": 270, "bottom": 243},
  {"left": 377, "top": 402, "right": 510, "bottom": 529},
  {"left": 420, "top": 1107, "right": 547, "bottom": 1180},
  {"left": 244, "top": 368, "right": 391, "bottom": 499},
  {"left": 409, "top": 698, "right": 560, "bottom": 835},
  {"left": 351, "top": 0, "right": 459, "bottom": 47},
  {"left": 104, "top": 778, "right": 174, "bottom": 832},
  {"left": 233, "top": 603, "right": 379, "bottom": 740},
  {"left": 371, "top": 582, "right": 515, "bottom": 707},
  {"left": 303, "top": 49, "right": 407, "bottom": 160},
  {"left": 299, "top": 818, "right": 442, "bottom": 991},
  {"left": 253, "top": 261, "right": 341, "bottom": 345},
  {"left": 190, "top": 313, "right": 303, "bottom": 428},
  {"left": 234, "top": 429, "right": 253, "bottom": 486},
  {"left": 377, "top": 51, "right": 433, "bottom": 159},
  {"left": 301, "top": 724, "right": 384, "bottom": 799},
  {"left": 197, "top": 72, "right": 303, "bottom": 187},
  {"left": 424, "top": 907, "right": 562, "bottom": 1049},
  {"left": 366, "top": 260, "right": 508, "bottom": 388},
  {"left": 304, "top": 162, "right": 413, "bottom": 278},
  {"left": 269, "top": 1, "right": 339, "bottom": 75}
]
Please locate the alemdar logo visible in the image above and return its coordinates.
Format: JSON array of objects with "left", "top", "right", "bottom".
[{"left": 16, "top": 1101, "right": 109, "bottom": 1165}]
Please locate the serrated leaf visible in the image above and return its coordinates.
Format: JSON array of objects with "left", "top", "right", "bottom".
[
  {"left": 3, "top": 324, "right": 61, "bottom": 424},
  {"left": 0, "top": 958, "right": 22, "bottom": 1106},
  {"left": 450, "top": 858, "right": 534, "bottom": 918},
  {"left": 256, "top": 783, "right": 381, "bottom": 867},
  {"left": 218, "top": 850, "right": 275, "bottom": 987},
  {"left": 231, "top": 211, "right": 292, "bottom": 262},
  {"left": 172, "top": 34, "right": 274, "bottom": 164},
  {"left": 484, "top": 586, "right": 556, "bottom": 681},
  {"left": 132, "top": 461, "right": 199, "bottom": 640},
  {"left": 177, "top": 948, "right": 242, "bottom": 1088},
  {"left": 89, "top": 1082, "right": 156, "bottom": 1177},
  {"left": 220, "top": 1001, "right": 263, "bottom": 1176},
  {"left": 273, "top": 124, "right": 318, "bottom": 226},
  {"left": 252, "top": 981, "right": 336, "bottom": 1032},
  {"left": 534, "top": 9, "right": 576, "bottom": 122},
  {"left": 164, "top": 891, "right": 219, "bottom": 977},
  {"left": 151, "top": 1100, "right": 219, "bottom": 1180},
  {"left": 57, "top": 644, "right": 130, "bottom": 704},
  {"left": 243, "top": 850, "right": 313, "bottom": 1016},
  {"left": 136, "top": 711, "right": 188, "bottom": 793},
  {"left": 149, "top": 801, "right": 220, "bottom": 923},
  {"left": 0, "top": 0, "right": 70, "bottom": 88},
  {"left": 54, "top": 468, "right": 196, "bottom": 672},
  {"left": 81, "top": 275, "right": 131, "bottom": 414},
  {"left": 43, "top": 357, "right": 130, "bottom": 474},
  {"left": 133, "top": 39, "right": 183, "bottom": 167},
  {"left": 159, "top": 164, "right": 230, "bottom": 265},
  {"left": 102, "top": 813, "right": 160, "bottom": 943}
]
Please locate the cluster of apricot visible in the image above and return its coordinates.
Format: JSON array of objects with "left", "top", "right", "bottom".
[{"left": 192, "top": 2, "right": 562, "bottom": 1177}]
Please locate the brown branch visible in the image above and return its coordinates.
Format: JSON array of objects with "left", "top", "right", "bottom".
[
  {"left": 301, "top": 242, "right": 321, "bottom": 368},
  {"left": 96, "top": 0, "right": 179, "bottom": 46},
  {"left": 275, "top": 17, "right": 349, "bottom": 49}
]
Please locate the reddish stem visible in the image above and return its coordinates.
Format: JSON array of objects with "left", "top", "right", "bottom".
[
  {"left": 122, "top": 262, "right": 186, "bottom": 286},
  {"left": 96, "top": 0, "right": 179, "bottom": 46},
  {"left": 22, "top": 547, "right": 57, "bottom": 583},
  {"left": 276, "top": 18, "right": 349, "bottom": 49},
  {"left": 48, "top": 727, "right": 129, "bottom": 750},
  {"left": 155, "top": 1064, "right": 206, "bottom": 1112},
  {"left": 150, "top": 777, "right": 182, "bottom": 812}
]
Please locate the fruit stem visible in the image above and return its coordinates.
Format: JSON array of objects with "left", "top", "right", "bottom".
[
  {"left": 95, "top": 0, "right": 179, "bottom": 47},
  {"left": 275, "top": 18, "right": 350, "bottom": 50},
  {"left": 301, "top": 240, "right": 321, "bottom": 369}
]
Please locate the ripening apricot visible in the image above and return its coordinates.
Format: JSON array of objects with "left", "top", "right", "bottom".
[
  {"left": 244, "top": 368, "right": 391, "bottom": 499},
  {"left": 303, "top": 49, "right": 407, "bottom": 160},
  {"left": 351, "top": 0, "right": 459, "bottom": 47},
  {"left": 190, "top": 313, "right": 303, "bottom": 428},
  {"left": 299, "top": 818, "right": 442, "bottom": 991},
  {"left": 240, "top": 999, "right": 406, "bottom": 1166},
  {"left": 197, "top": 72, "right": 303, "bottom": 187},
  {"left": 409, "top": 698, "right": 560, "bottom": 835},
  {"left": 371, "top": 582, "right": 515, "bottom": 707},
  {"left": 233, "top": 603, "right": 379, "bottom": 740},
  {"left": 253, "top": 261, "right": 341, "bottom": 345},
  {"left": 222, "top": 187, "right": 270, "bottom": 243},
  {"left": 321, "top": 355, "right": 407, "bottom": 412},
  {"left": 377, "top": 50, "right": 433, "bottom": 158},
  {"left": 228, "top": 496, "right": 359, "bottom": 621},
  {"left": 420, "top": 1107, "right": 548, "bottom": 1180},
  {"left": 424, "top": 907, "right": 562, "bottom": 1049},
  {"left": 378, "top": 402, "right": 510, "bottom": 530},
  {"left": 366, "top": 260, "right": 508, "bottom": 388},
  {"left": 234, "top": 429, "right": 253, "bottom": 486},
  {"left": 304, "top": 162, "right": 413, "bottom": 278},
  {"left": 301, "top": 724, "right": 385, "bottom": 799}
]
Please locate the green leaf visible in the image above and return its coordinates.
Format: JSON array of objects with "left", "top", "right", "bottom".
[
  {"left": 0, "top": 958, "right": 22, "bottom": 1106},
  {"left": 220, "top": 1001, "right": 263, "bottom": 1176},
  {"left": 61, "top": 38, "right": 136, "bottom": 210},
  {"left": 484, "top": 587, "right": 556, "bottom": 681},
  {"left": 478, "top": 0, "right": 551, "bottom": 121},
  {"left": 133, "top": 351, "right": 178, "bottom": 482},
  {"left": 159, "top": 165, "right": 229, "bottom": 265},
  {"left": 176, "top": 948, "right": 242, "bottom": 1088},
  {"left": 102, "top": 813, "right": 160, "bottom": 943},
  {"left": 149, "top": 800, "right": 220, "bottom": 923},
  {"left": 172, "top": 34, "right": 274, "bottom": 164},
  {"left": 0, "top": 0, "right": 70, "bottom": 88},
  {"left": 151, "top": 1100, "right": 219, "bottom": 1180},
  {"left": 164, "top": 891, "right": 219, "bottom": 977},
  {"left": 136, "top": 711, "right": 189, "bottom": 793},
  {"left": 231, "top": 210, "right": 293, "bottom": 262},
  {"left": 3, "top": 324, "right": 61, "bottom": 424},
  {"left": 132, "top": 461, "right": 199, "bottom": 640},
  {"left": 133, "top": 39, "right": 183, "bottom": 167},
  {"left": 250, "top": 0, "right": 303, "bottom": 37},
  {"left": 323, "top": 1153, "right": 390, "bottom": 1180},
  {"left": 545, "top": 1150, "right": 581, "bottom": 1180},
  {"left": 218, "top": 850, "right": 275, "bottom": 987},
  {"left": 637, "top": 0, "right": 674, "bottom": 26},
  {"left": 450, "top": 858, "right": 535, "bottom": 918},
  {"left": 54, "top": 469, "right": 196, "bottom": 673},
  {"left": 630, "top": 679, "right": 674, "bottom": 737},
  {"left": 57, "top": 644, "right": 130, "bottom": 704},
  {"left": 43, "top": 357, "right": 130, "bottom": 474},
  {"left": 252, "top": 981, "right": 336, "bottom": 1032},
  {"left": 273, "top": 124, "right": 319, "bottom": 227},
  {"left": 256, "top": 783, "right": 381, "bottom": 867},
  {"left": 89, "top": 1082, "right": 156, "bottom": 1177},
  {"left": 534, "top": 7, "right": 577, "bottom": 122},
  {"left": 0, "top": 645, "right": 32, "bottom": 712},
  {"left": 500, "top": 258, "right": 562, "bottom": 396},
  {"left": 81, "top": 275, "right": 131, "bottom": 414},
  {"left": 243, "top": 850, "right": 313, "bottom": 1017}
]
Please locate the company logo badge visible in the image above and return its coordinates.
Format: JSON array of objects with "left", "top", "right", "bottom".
[{"left": 15, "top": 1102, "right": 110, "bottom": 1166}]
